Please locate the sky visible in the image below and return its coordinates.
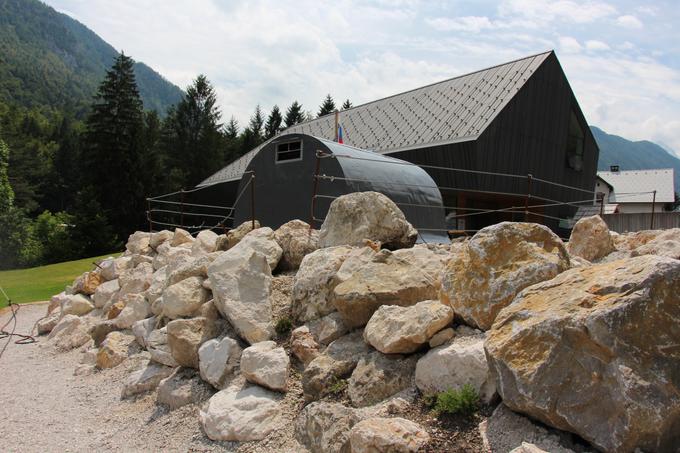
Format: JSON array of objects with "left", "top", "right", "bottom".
[{"left": 44, "top": 0, "right": 680, "bottom": 156}]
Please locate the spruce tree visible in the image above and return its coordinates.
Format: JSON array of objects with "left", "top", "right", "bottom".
[
  {"left": 284, "top": 101, "right": 305, "bottom": 127},
  {"left": 264, "top": 105, "right": 283, "bottom": 139},
  {"left": 318, "top": 94, "right": 336, "bottom": 117},
  {"left": 224, "top": 117, "right": 239, "bottom": 140},
  {"left": 82, "top": 52, "right": 146, "bottom": 242},
  {"left": 248, "top": 105, "right": 264, "bottom": 139},
  {"left": 342, "top": 99, "right": 353, "bottom": 110},
  {"left": 166, "top": 74, "right": 224, "bottom": 187}
]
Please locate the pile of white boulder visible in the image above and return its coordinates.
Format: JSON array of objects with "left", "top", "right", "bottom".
[{"left": 37, "top": 191, "right": 680, "bottom": 453}]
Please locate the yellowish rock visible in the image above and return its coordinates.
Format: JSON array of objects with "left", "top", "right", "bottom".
[{"left": 485, "top": 255, "right": 680, "bottom": 453}]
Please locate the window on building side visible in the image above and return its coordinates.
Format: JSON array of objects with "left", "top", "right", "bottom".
[
  {"left": 276, "top": 140, "right": 302, "bottom": 163},
  {"left": 566, "top": 109, "right": 584, "bottom": 171}
]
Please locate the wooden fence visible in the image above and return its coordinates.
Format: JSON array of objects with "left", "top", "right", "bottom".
[{"left": 602, "top": 212, "right": 680, "bottom": 233}]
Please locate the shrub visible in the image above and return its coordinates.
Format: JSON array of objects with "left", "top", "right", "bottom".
[
  {"left": 328, "top": 378, "right": 347, "bottom": 395},
  {"left": 275, "top": 317, "right": 293, "bottom": 336},
  {"left": 433, "top": 384, "right": 480, "bottom": 416}
]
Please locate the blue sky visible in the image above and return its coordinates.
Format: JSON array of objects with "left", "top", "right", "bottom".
[{"left": 44, "top": 0, "right": 680, "bottom": 155}]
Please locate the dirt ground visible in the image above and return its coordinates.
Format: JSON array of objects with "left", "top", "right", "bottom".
[{"left": 0, "top": 303, "right": 488, "bottom": 453}]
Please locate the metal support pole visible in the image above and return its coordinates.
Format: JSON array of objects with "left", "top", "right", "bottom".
[
  {"left": 651, "top": 190, "right": 657, "bottom": 229},
  {"left": 599, "top": 193, "right": 604, "bottom": 217},
  {"left": 250, "top": 174, "right": 256, "bottom": 230},
  {"left": 309, "top": 152, "right": 321, "bottom": 230},
  {"left": 180, "top": 189, "right": 185, "bottom": 228},
  {"left": 524, "top": 174, "right": 533, "bottom": 222},
  {"left": 147, "top": 197, "right": 153, "bottom": 232}
]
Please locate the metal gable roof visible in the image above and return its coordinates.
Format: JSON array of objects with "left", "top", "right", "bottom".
[
  {"left": 598, "top": 169, "right": 675, "bottom": 203},
  {"left": 198, "top": 51, "right": 552, "bottom": 187}
]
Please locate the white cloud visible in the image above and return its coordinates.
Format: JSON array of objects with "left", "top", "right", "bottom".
[
  {"left": 40, "top": 0, "right": 680, "bottom": 156},
  {"left": 559, "top": 36, "right": 583, "bottom": 54},
  {"left": 499, "top": 0, "right": 617, "bottom": 24},
  {"left": 426, "top": 16, "right": 494, "bottom": 33},
  {"left": 585, "top": 40, "right": 610, "bottom": 51},
  {"left": 616, "top": 15, "right": 643, "bottom": 29}
]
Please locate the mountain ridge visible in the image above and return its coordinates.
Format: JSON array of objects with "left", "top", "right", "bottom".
[
  {"left": 591, "top": 126, "right": 680, "bottom": 192},
  {"left": 0, "top": 0, "right": 183, "bottom": 115}
]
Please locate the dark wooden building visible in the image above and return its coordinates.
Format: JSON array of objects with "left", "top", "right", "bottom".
[{"left": 195, "top": 50, "right": 598, "bottom": 236}]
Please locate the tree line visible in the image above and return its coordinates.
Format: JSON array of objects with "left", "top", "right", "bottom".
[{"left": 0, "top": 53, "right": 353, "bottom": 269}]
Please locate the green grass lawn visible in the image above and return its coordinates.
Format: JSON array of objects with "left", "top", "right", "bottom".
[{"left": 0, "top": 253, "right": 120, "bottom": 308}]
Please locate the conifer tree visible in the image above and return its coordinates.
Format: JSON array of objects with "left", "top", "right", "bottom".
[
  {"left": 284, "top": 101, "right": 305, "bottom": 127},
  {"left": 166, "top": 74, "right": 224, "bottom": 187},
  {"left": 224, "top": 117, "right": 239, "bottom": 140},
  {"left": 264, "top": 105, "right": 283, "bottom": 139},
  {"left": 82, "top": 52, "right": 146, "bottom": 241},
  {"left": 318, "top": 94, "right": 336, "bottom": 117},
  {"left": 342, "top": 99, "right": 353, "bottom": 110},
  {"left": 248, "top": 105, "right": 264, "bottom": 139}
]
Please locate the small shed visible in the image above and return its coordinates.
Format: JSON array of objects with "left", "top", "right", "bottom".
[{"left": 232, "top": 133, "right": 447, "bottom": 242}]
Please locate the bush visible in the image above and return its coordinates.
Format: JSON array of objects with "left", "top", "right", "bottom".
[
  {"left": 328, "top": 378, "right": 347, "bottom": 395},
  {"left": 432, "top": 384, "right": 480, "bottom": 416},
  {"left": 275, "top": 317, "right": 293, "bottom": 336}
]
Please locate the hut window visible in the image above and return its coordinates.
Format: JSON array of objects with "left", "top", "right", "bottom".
[
  {"left": 276, "top": 141, "right": 302, "bottom": 163},
  {"left": 566, "top": 109, "right": 584, "bottom": 171}
]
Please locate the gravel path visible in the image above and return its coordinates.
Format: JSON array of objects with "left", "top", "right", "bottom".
[{"left": 0, "top": 304, "right": 243, "bottom": 453}]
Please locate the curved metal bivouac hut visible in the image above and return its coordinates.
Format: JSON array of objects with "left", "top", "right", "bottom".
[{"left": 232, "top": 133, "right": 447, "bottom": 242}]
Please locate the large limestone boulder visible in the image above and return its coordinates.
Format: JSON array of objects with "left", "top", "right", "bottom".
[
  {"left": 291, "top": 246, "right": 353, "bottom": 323},
  {"left": 166, "top": 254, "right": 215, "bottom": 286},
  {"left": 159, "top": 276, "right": 209, "bottom": 319},
  {"left": 157, "top": 367, "right": 212, "bottom": 409},
  {"left": 117, "top": 262, "right": 153, "bottom": 299},
  {"left": 132, "top": 316, "right": 156, "bottom": 348},
  {"left": 349, "top": 417, "right": 430, "bottom": 453},
  {"left": 92, "top": 279, "right": 120, "bottom": 309},
  {"left": 308, "top": 312, "right": 349, "bottom": 345},
  {"left": 415, "top": 330, "right": 496, "bottom": 403},
  {"left": 240, "top": 341, "right": 290, "bottom": 392},
  {"left": 100, "top": 256, "right": 133, "bottom": 281},
  {"left": 198, "top": 336, "right": 242, "bottom": 389},
  {"left": 348, "top": 351, "right": 417, "bottom": 407},
  {"left": 113, "top": 293, "right": 150, "bottom": 329},
  {"left": 274, "top": 219, "right": 319, "bottom": 270},
  {"left": 121, "top": 362, "right": 174, "bottom": 398},
  {"left": 72, "top": 271, "right": 102, "bottom": 295},
  {"left": 125, "top": 231, "right": 152, "bottom": 255},
  {"left": 152, "top": 243, "right": 192, "bottom": 270},
  {"left": 441, "top": 222, "right": 570, "bottom": 330},
  {"left": 485, "top": 255, "right": 680, "bottom": 453},
  {"left": 170, "top": 228, "right": 193, "bottom": 247},
  {"left": 630, "top": 227, "right": 680, "bottom": 260},
  {"left": 145, "top": 266, "right": 168, "bottom": 311},
  {"left": 200, "top": 386, "right": 281, "bottom": 441},
  {"left": 47, "top": 314, "right": 92, "bottom": 351},
  {"left": 61, "top": 294, "right": 95, "bottom": 317},
  {"left": 216, "top": 220, "right": 260, "bottom": 251},
  {"left": 47, "top": 291, "right": 68, "bottom": 315},
  {"left": 166, "top": 317, "right": 222, "bottom": 368},
  {"left": 303, "top": 332, "right": 371, "bottom": 402},
  {"left": 566, "top": 215, "right": 614, "bottom": 261},
  {"left": 295, "top": 401, "right": 359, "bottom": 453},
  {"left": 89, "top": 320, "right": 118, "bottom": 347},
  {"left": 96, "top": 331, "right": 136, "bottom": 369},
  {"left": 228, "top": 227, "right": 282, "bottom": 271},
  {"left": 147, "top": 326, "right": 178, "bottom": 367},
  {"left": 291, "top": 326, "right": 321, "bottom": 366},
  {"left": 208, "top": 247, "right": 273, "bottom": 344},
  {"left": 364, "top": 300, "right": 453, "bottom": 354},
  {"left": 149, "top": 229, "right": 173, "bottom": 249},
  {"left": 332, "top": 249, "right": 440, "bottom": 328},
  {"left": 36, "top": 312, "right": 61, "bottom": 335},
  {"left": 191, "top": 229, "right": 219, "bottom": 256},
  {"left": 318, "top": 191, "right": 417, "bottom": 249}
]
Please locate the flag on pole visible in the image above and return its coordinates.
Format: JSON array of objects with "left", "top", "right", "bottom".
[{"left": 338, "top": 124, "right": 344, "bottom": 144}]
